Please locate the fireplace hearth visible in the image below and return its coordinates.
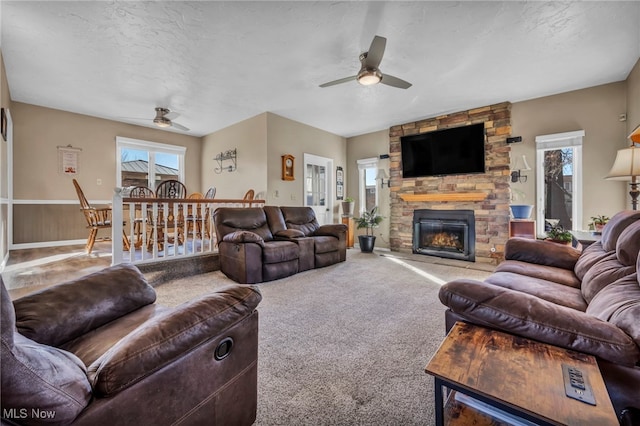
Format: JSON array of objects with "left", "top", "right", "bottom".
[{"left": 413, "top": 209, "right": 475, "bottom": 262}]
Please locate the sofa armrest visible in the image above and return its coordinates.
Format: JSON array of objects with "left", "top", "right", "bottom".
[
  {"left": 275, "top": 229, "right": 306, "bottom": 239},
  {"left": 439, "top": 279, "right": 640, "bottom": 366},
  {"left": 88, "top": 285, "right": 262, "bottom": 396},
  {"left": 314, "top": 223, "right": 347, "bottom": 239},
  {"left": 222, "top": 230, "right": 265, "bottom": 246},
  {"left": 14, "top": 264, "right": 156, "bottom": 347},
  {"left": 505, "top": 237, "right": 581, "bottom": 270}
]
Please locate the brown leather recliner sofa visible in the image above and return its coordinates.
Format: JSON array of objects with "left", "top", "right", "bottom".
[
  {"left": 213, "top": 206, "right": 347, "bottom": 284},
  {"left": 439, "top": 210, "right": 640, "bottom": 421},
  {"left": 1, "top": 264, "right": 262, "bottom": 426}
]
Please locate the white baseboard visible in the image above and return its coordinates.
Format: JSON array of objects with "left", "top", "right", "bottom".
[{"left": 10, "top": 239, "right": 87, "bottom": 250}]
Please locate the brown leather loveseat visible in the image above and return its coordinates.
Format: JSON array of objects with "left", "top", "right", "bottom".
[
  {"left": 1, "top": 264, "right": 262, "bottom": 426},
  {"left": 439, "top": 210, "right": 640, "bottom": 421},
  {"left": 214, "top": 206, "right": 347, "bottom": 284}
]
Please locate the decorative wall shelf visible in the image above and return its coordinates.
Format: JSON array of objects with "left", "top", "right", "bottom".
[
  {"left": 214, "top": 149, "right": 237, "bottom": 173},
  {"left": 399, "top": 193, "right": 487, "bottom": 202}
]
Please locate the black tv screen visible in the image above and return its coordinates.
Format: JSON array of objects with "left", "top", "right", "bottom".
[{"left": 401, "top": 123, "right": 486, "bottom": 178}]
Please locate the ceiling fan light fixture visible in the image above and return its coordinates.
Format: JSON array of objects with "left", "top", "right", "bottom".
[
  {"left": 357, "top": 68, "right": 382, "bottom": 86},
  {"left": 153, "top": 117, "right": 171, "bottom": 128}
]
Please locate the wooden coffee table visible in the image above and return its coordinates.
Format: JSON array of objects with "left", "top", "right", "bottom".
[{"left": 425, "top": 322, "right": 618, "bottom": 426}]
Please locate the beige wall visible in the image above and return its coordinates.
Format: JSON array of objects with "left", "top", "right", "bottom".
[
  {"left": 345, "top": 129, "right": 390, "bottom": 248},
  {"left": 201, "top": 113, "right": 268, "bottom": 199},
  {"left": 12, "top": 102, "right": 202, "bottom": 200},
  {"left": 627, "top": 58, "right": 640, "bottom": 135},
  {"left": 266, "top": 112, "right": 346, "bottom": 220},
  {"left": 511, "top": 81, "right": 628, "bottom": 228},
  {"left": 10, "top": 102, "right": 202, "bottom": 244}
]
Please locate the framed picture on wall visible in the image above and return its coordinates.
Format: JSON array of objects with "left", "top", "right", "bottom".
[
  {"left": 336, "top": 166, "right": 344, "bottom": 200},
  {"left": 1, "top": 108, "right": 7, "bottom": 142}
]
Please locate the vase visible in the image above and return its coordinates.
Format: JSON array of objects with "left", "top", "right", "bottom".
[
  {"left": 510, "top": 204, "right": 533, "bottom": 219},
  {"left": 341, "top": 201, "right": 354, "bottom": 217}
]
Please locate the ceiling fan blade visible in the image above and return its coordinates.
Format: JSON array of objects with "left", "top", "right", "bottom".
[
  {"left": 381, "top": 74, "right": 412, "bottom": 89},
  {"left": 319, "top": 75, "right": 356, "bottom": 88},
  {"left": 165, "top": 111, "right": 180, "bottom": 120},
  {"left": 170, "top": 122, "right": 190, "bottom": 131},
  {"left": 364, "top": 35, "right": 386, "bottom": 68}
]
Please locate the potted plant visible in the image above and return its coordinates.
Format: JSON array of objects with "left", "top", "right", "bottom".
[
  {"left": 355, "top": 206, "right": 383, "bottom": 253},
  {"left": 545, "top": 224, "right": 573, "bottom": 245},
  {"left": 341, "top": 197, "right": 355, "bottom": 217},
  {"left": 589, "top": 215, "right": 610, "bottom": 233}
]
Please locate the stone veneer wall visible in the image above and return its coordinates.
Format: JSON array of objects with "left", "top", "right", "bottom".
[{"left": 389, "top": 102, "right": 512, "bottom": 265}]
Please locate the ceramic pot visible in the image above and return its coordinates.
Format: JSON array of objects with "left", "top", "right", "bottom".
[{"left": 358, "top": 235, "right": 376, "bottom": 253}]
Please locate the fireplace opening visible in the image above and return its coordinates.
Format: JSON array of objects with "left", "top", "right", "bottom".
[{"left": 413, "top": 209, "right": 475, "bottom": 262}]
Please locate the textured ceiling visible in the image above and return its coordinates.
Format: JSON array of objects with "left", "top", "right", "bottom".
[{"left": 2, "top": 1, "right": 639, "bottom": 138}]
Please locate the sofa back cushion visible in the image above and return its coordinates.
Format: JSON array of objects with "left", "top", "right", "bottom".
[
  {"left": 279, "top": 207, "right": 319, "bottom": 236},
  {"left": 600, "top": 210, "right": 640, "bottom": 252},
  {"left": 13, "top": 264, "right": 156, "bottom": 347},
  {"left": 586, "top": 271, "right": 640, "bottom": 351},
  {"left": 1, "top": 279, "right": 92, "bottom": 424},
  {"left": 214, "top": 207, "right": 274, "bottom": 241},
  {"left": 580, "top": 219, "right": 640, "bottom": 302}
]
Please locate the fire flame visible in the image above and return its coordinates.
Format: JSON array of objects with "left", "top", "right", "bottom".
[{"left": 426, "top": 232, "right": 462, "bottom": 250}]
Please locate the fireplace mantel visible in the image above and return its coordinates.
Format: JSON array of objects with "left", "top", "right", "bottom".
[{"left": 399, "top": 193, "right": 487, "bottom": 202}]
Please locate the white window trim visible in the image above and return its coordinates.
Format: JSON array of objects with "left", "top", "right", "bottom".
[
  {"left": 535, "top": 130, "right": 584, "bottom": 234},
  {"left": 115, "top": 136, "right": 186, "bottom": 189},
  {"left": 357, "top": 157, "right": 379, "bottom": 214}
]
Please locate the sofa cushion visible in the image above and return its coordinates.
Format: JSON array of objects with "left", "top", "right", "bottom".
[
  {"left": 279, "top": 206, "right": 319, "bottom": 236},
  {"left": 616, "top": 220, "right": 640, "bottom": 266},
  {"left": 581, "top": 252, "right": 636, "bottom": 303},
  {"left": 88, "top": 285, "right": 262, "bottom": 397},
  {"left": 276, "top": 229, "right": 306, "bottom": 239},
  {"left": 600, "top": 210, "right": 640, "bottom": 252},
  {"left": 586, "top": 273, "right": 640, "bottom": 349},
  {"left": 574, "top": 241, "right": 609, "bottom": 281},
  {"left": 484, "top": 271, "right": 587, "bottom": 311},
  {"left": 14, "top": 264, "right": 156, "bottom": 347},
  {"left": 504, "top": 238, "right": 581, "bottom": 270},
  {"left": 223, "top": 230, "right": 265, "bottom": 246},
  {"left": 495, "top": 260, "right": 581, "bottom": 289},
  {"left": 1, "top": 280, "right": 92, "bottom": 424},
  {"left": 313, "top": 235, "right": 339, "bottom": 254},
  {"left": 262, "top": 241, "right": 299, "bottom": 264},
  {"left": 214, "top": 207, "right": 274, "bottom": 242},
  {"left": 440, "top": 279, "right": 640, "bottom": 366}
]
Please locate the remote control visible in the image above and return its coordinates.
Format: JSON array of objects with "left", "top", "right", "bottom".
[{"left": 562, "top": 364, "right": 596, "bottom": 405}]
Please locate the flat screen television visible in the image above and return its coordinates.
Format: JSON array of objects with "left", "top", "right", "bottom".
[{"left": 400, "top": 123, "right": 486, "bottom": 178}]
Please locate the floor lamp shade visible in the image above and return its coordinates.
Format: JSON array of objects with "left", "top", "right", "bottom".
[{"left": 606, "top": 145, "right": 640, "bottom": 209}]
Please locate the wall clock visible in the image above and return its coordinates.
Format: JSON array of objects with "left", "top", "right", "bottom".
[{"left": 282, "top": 154, "right": 295, "bottom": 181}]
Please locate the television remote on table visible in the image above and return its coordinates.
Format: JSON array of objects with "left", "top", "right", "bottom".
[{"left": 562, "top": 364, "right": 596, "bottom": 405}]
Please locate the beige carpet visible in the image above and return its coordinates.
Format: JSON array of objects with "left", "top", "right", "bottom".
[{"left": 154, "top": 250, "right": 491, "bottom": 425}]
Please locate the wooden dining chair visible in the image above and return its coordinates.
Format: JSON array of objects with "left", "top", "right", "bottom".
[
  {"left": 204, "top": 187, "right": 216, "bottom": 199},
  {"left": 72, "top": 179, "right": 130, "bottom": 254},
  {"left": 148, "top": 180, "right": 187, "bottom": 251},
  {"left": 128, "top": 186, "right": 155, "bottom": 248},
  {"left": 185, "top": 192, "right": 204, "bottom": 237},
  {"left": 243, "top": 189, "right": 255, "bottom": 207}
]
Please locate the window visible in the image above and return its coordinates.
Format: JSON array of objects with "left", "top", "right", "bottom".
[
  {"left": 357, "top": 158, "right": 379, "bottom": 213},
  {"left": 116, "top": 137, "right": 186, "bottom": 191},
  {"left": 535, "top": 131, "right": 584, "bottom": 234}
]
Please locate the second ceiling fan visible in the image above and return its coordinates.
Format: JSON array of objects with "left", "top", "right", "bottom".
[{"left": 319, "top": 35, "right": 412, "bottom": 89}]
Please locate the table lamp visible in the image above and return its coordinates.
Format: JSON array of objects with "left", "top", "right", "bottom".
[{"left": 606, "top": 124, "right": 640, "bottom": 210}]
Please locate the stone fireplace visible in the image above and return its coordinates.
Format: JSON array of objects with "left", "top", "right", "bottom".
[
  {"left": 413, "top": 209, "right": 475, "bottom": 262},
  {"left": 389, "top": 102, "right": 512, "bottom": 265}
]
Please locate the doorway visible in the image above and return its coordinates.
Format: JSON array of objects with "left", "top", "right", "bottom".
[
  {"left": 303, "top": 153, "right": 333, "bottom": 225},
  {"left": 535, "top": 131, "right": 584, "bottom": 235}
]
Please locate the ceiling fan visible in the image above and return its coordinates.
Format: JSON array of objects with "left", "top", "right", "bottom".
[
  {"left": 319, "top": 35, "right": 412, "bottom": 89},
  {"left": 151, "top": 107, "right": 189, "bottom": 131}
]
